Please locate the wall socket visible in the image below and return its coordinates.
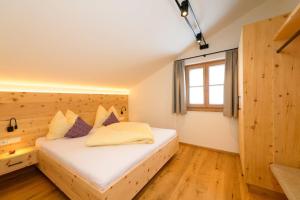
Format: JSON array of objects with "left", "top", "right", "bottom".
[{"left": 0, "top": 137, "right": 21, "bottom": 146}]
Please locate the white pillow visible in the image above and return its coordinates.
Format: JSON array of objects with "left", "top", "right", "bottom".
[
  {"left": 108, "top": 106, "right": 121, "bottom": 120},
  {"left": 65, "top": 110, "right": 78, "bottom": 125},
  {"left": 94, "top": 105, "right": 108, "bottom": 128},
  {"left": 47, "top": 111, "right": 73, "bottom": 140}
]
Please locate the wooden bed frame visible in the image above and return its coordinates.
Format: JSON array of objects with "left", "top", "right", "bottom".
[{"left": 37, "top": 136, "right": 179, "bottom": 200}]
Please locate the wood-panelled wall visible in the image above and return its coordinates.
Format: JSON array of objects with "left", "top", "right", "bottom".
[
  {"left": 239, "top": 14, "right": 300, "bottom": 192},
  {"left": 0, "top": 92, "right": 128, "bottom": 154}
]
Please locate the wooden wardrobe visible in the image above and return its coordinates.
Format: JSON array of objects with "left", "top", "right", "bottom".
[{"left": 238, "top": 7, "right": 300, "bottom": 193}]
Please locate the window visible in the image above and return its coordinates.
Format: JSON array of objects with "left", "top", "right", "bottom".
[{"left": 185, "top": 60, "right": 225, "bottom": 112}]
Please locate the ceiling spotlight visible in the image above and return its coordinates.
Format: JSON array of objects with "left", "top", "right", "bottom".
[
  {"left": 196, "top": 33, "right": 202, "bottom": 43},
  {"left": 181, "top": 10, "right": 188, "bottom": 17},
  {"left": 180, "top": 0, "right": 189, "bottom": 17}
]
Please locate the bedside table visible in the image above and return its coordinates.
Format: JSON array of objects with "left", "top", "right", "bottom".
[{"left": 0, "top": 147, "right": 38, "bottom": 176}]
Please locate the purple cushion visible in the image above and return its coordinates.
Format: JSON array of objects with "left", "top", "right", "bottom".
[
  {"left": 65, "top": 117, "right": 92, "bottom": 138},
  {"left": 102, "top": 112, "right": 120, "bottom": 126}
]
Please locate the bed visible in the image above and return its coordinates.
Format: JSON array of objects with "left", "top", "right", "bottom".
[{"left": 36, "top": 127, "right": 178, "bottom": 200}]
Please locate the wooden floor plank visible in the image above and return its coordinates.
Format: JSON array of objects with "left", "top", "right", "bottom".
[{"left": 0, "top": 144, "right": 286, "bottom": 200}]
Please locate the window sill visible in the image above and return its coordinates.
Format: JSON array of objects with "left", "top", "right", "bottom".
[{"left": 187, "top": 107, "right": 223, "bottom": 112}]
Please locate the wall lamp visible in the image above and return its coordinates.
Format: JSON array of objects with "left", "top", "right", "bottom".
[
  {"left": 175, "top": 0, "right": 209, "bottom": 50},
  {"left": 7, "top": 118, "right": 18, "bottom": 132},
  {"left": 120, "top": 106, "right": 127, "bottom": 115}
]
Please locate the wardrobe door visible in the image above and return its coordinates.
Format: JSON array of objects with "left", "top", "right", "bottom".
[{"left": 240, "top": 15, "right": 285, "bottom": 192}]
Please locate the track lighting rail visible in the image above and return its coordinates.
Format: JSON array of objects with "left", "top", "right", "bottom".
[{"left": 175, "top": 0, "right": 209, "bottom": 50}]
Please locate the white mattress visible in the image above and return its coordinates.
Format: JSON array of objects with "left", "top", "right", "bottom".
[{"left": 36, "top": 128, "right": 176, "bottom": 191}]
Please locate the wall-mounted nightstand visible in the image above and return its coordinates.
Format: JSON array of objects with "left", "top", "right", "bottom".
[{"left": 0, "top": 147, "right": 38, "bottom": 176}]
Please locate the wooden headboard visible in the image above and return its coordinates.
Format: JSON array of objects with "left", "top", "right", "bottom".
[{"left": 0, "top": 92, "right": 128, "bottom": 154}]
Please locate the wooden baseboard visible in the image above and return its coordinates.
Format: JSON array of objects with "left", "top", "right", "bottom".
[
  {"left": 179, "top": 142, "right": 238, "bottom": 156},
  {"left": 248, "top": 184, "right": 287, "bottom": 200}
]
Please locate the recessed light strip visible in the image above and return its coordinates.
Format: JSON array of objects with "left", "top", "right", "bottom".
[{"left": 0, "top": 81, "right": 130, "bottom": 95}]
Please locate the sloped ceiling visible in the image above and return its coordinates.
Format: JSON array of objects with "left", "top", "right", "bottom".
[{"left": 0, "top": 0, "right": 266, "bottom": 88}]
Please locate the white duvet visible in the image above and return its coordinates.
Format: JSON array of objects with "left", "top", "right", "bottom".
[{"left": 86, "top": 122, "right": 154, "bottom": 146}]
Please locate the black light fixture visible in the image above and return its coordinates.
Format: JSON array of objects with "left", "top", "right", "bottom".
[
  {"left": 7, "top": 117, "right": 18, "bottom": 132},
  {"left": 175, "top": 0, "right": 209, "bottom": 50},
  {"left": 179, "top": 0, "right": 189, "bottom": 17},
  {"left": 196, "top": 32, "right": 202, "bottom": 43},
  {"left": 120, "top": 106, "right": 127, "bottom": 115}
]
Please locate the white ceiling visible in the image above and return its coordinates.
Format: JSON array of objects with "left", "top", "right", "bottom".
[
  {"left": 0, "top": 0, "right": 266, "bottom": 88},
  {"left": 190, "top": 0, "right": 267, "bottom": 36}
]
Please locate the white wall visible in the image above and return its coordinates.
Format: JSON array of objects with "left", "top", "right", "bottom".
[
  {"left": 129, "top": 0, "right": 299, "bottom": 153},
  {"left": 129, "top": 62, "right": 176, "bottom": 129}
]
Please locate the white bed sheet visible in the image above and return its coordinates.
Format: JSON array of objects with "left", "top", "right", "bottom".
[{"left": 36, "top": 127, "right": 176, "bottom": 191}]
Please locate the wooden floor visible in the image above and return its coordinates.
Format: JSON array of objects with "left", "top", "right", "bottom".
[{"left": 0, "top": 144, "right": 285, "bottom": 200}]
